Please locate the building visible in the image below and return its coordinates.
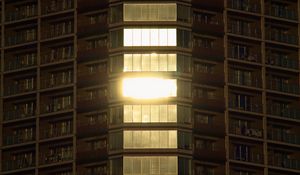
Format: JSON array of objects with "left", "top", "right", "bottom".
[{"left": 0, "top": 0, "right": 299, "bottom": 175}]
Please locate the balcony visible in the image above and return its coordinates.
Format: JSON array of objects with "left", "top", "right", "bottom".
[
  {"left": 42, "top": 20, "right": 74, "bottom": 40},
  {"left": 42, "top": 0, "right": 74, "bottom": 15},
  {"left": 77, "top": 38, "right": 108, "bottom": 62},
  {"left": 268, "top": 129, "right": 300, "bottom": 146},
  {"left": 229, "top": 96, "right": 262, "bottom": 114},
  {"left": 267, "top": 104, "right": 300, "bottom": 121},
  {"left": 77, "top": 120, "right": 107, "bottom": 138},
  {"left": 266, "top": 28, "right": 298, "bottom": 45},
  {"left": 228, "top": 43, "right": 261, "bottom": 63},
  {"left": 3, "top": 129, "right": 35, "bottom": 146},
  {"left": 40, "top": 121, "right": 72, "bottom": 140},
  {"left": 40, "top": 94, "right": 73, "bottom": 115},
  {"left": 192, "top": 0, "right": 224, "bottom": 11},
  {"left": 41, "top": 45, "right": 74, "bottom": 65},
  {"left": 230, "top": 146, "right": 264, "bottom": 164},
  {"left": 229, "top": 71, "right": 261, "bottom": 88},
  {"left": 40, "top": 145, "right": 73, "bottom": 165},
  {"left": 194, "top": 113, "right": 225, "bottom": 137},
  {"left": 78, "top": 12, "right": 108, "bottom": 37},
  {"left": 77, "top": 166, "right": 108, "bottom": 175},
  {"left": 228, "top": 0, "right": 261, "bottom": 13},
  {"left": 229, "top": 125, "right": 263, "bottom": 139},
  {"left": 4, "top": 77, "right": 36, "bottom": 96},
  {"left": 193, "top": 88, "right": 225, "bottom": 112},
  {"left": 193, "top": 37, "right": 224, "bottom": 62},
  {"left": 194, "top": 139, "right": 226, "bottom": 162},
  {"left": 77, "top": 64, "right": 107, "bottom": 88},
  {"left": 4, "top": 53, "right": 37, "bottom": 72},
  {"left": 266, "top": 53, "right": 298, "bottom": 70},
  {"left": 3, "top": 101, "right": 36, "bottom": 122},
  {"left": 5, "top": 28, "right": 37, "bottom": 47},
  {"left": 5, "top": 3, "right": 37, "bottom": 22},
  {"left": 268, "top": 153, "right": 300, "bottom": 170},
  {"left": 77, "top": 88, "right": 108, "bottom": 113},
  {"left": 265, "top": 4, "right": 298, "bottom": 21},
  {"left": 192, "top": 12, "right": 224, "bottom": 36},
  {"left": 2, "top": 152, "right": 35, "bottom": 172},
  {"left": 228, "top": 20, "right": 261, "bottom": 38},
  {"left": 267, "top": 79, "right": 299, "bottom": 95},
  {"left": 193, "top": 62, "right": 224, "bottom": 87},
  {"left": 76, "top": 145, "right": 107, "bottom": 164},
  {"left": 41, "top": 70, "right": 73, "bottom": 90}
]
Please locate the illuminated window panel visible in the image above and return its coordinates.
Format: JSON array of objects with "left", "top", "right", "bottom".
[
  {"left": 124, "top": 53, "right": 176, "bottom": 72},
  {"left": 122, "top": 78, "right": 177, "bottom": 99},
  {"left": 124, "top": 130, "right": 177, "bottom": 149},
  {"left": 124, "top": 3, "right": 177, "bottom": 22},
  {"left": 123, "top": 156, "right": 178, "bottom": 175},
  {"left": 124, "top": 104, "right": 177, "bottom": 123},
  {"left": 124, "top": 28, "right": 177, "bottom": 46}
]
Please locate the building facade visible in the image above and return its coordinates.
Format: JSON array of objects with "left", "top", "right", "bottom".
[{"left": 0, "top": 0, "right": 299, "bottom": 175}]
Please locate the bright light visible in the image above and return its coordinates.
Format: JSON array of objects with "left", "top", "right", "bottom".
[{"left": 122, "top": 77, "right": 177, "bottom": 99}]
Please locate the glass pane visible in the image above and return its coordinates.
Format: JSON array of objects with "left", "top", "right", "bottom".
[
  {"left": 142, "top": 105, "right": 151, "bottom": 123},
  {"left": 141, "top": 131, "right": 150, "bottom": 148},
  {"left": 150, "top": 29, "right": 159, "bottom": 46},
  {"left": 160, "top": 131, "right": 168, "bottom": 147},
  {"left": 123, "top": 157, "right": 133, "bottom": 174},
  {"left": 123, "top": 54, "right": 132, "bottom": 72},
  {"left": 159, "top": 105, "right": 168, "bottom": 122},
  {"left": 133, "top": 130, "right": 142, "bottom": 148},
  {"left": 141, "top": 54, "right": 151, "bottom": 71},
  {"left": 168, "top": 29, "right": 177, "bottom": 46},
  {"left": 132, "top": 158, "right": 142, "bottom": 174},
  {"left": 124, "top": 29, "right": 133, "bottom": 46},
  {"left": 159, "top": 54, "right": 168, "bottom": 71},
  {"left": 132, "top": 105, "right": 142, "bottom": 122},
  {"left": 168, "top": 105, "right": 177, "bottom": 122},
  {"left": 150, "top": 53, "right": 159, "bottom": 71},
  {"left": 159, "top": 29, "right": 168, "bottom": 46},
  {"left": 142, "top": 158, "right": 150, "bottom": 174},
  {"left": 168, "top": 54, "right": 177, "bottom": 71},
  {"left": 124, "top": 131, "right": 132, "bottom": 148},
  {"left": 169, "top": 130, "right": 177, "bottom": 148},
  {"left": 133, "top": 54, "right": 141, "bottom": 71},
  {"left": 150, "top": 131, "right": 159, "bottom": 148},
  {"left": 132, "top": 29, "right": 142, "bottom": 46},
  {"left": 124, "top": 105, "right": 133, "bottom": 123},
  {"left": 141, "top": 29, "right": 150, "bottom": 46},
  {"left": 151, "top": 105, "right": 159, "bottom": 122}
]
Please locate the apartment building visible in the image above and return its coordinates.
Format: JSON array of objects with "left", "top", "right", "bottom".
[{"left": 0, "top": 0, "right": 299, "bottom": 175}]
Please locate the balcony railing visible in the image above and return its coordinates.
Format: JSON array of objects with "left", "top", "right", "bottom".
[
  {"left": 41, "top": 102, "right": 73, "bottom": 114},
  {"left": 41, "top": 73, "right": 73, "bottom": 89},
  {"left": 4, "top": 81, "right": 36, "bottom": 96},
  {"left": 267, "top": 104, "right": 300, "bottom": 121},
  {"left": 268, "top": 130, "right": 300, "bottom": 145},
  {"left": 4, "top": 55, "right": 37, "bottom": 72},
  {"left": 2, "top": 156, "right": 35, "bottom": 171},
  {"left": 42, "top": 21, "right": 73, "bottom": 40},
  {"left": 41, "top": 46, "right": 74, "bottom": 65},
  {"left": 269, "top": 155, "right": 300, "bottom": 170},
  {"left": 6, "top": 5, "right": 37, "bottom": 22},
  {"left": 228, "top": 46, "right": 261, "bottom": 63},
  {"left": 229, "top": 74, "right": 260, "bottom": 88},
  {"left": 267, "top": 79, "right": 299, "bottom": 95},
  {"left": 229, "top": 126, "right": 263, "bottom": 138},
  {"left": 266, "top": 5, "right": 298, "bottom": 20},
  {"left": 231, "top": 149, "right": 264, "bottom": 164},
  {"left": 43, "top": 0, "right": 73, "bottom": 15},
  {"left": 229, "top": 100, "right": 262, "bottom": 113},
  {"left": 267, "top": 30, "right": 298, "bottom": 45},
  {"left": 3, "top": 109, "right": 35, "bottom": 122},
  {"left": 228, "top": 0, "right": 260, "bottom": 13},
  {"left": 40, "top": 151, "right": 72, "bottom": 165},
  {"left": 266, "top": 54, "right": 298, "bottom": 70},
  {"left": 41, "top": 125, "right": 72, "bottom": 139},
  {"left": 6, "top": 29, "right": 37, "bottom": 46},
  {"left": 228, "top": 23, "right": 261, "bottom": 38},
  {"left": 4, "top": 133, "right": 35, "bottom": 146}
]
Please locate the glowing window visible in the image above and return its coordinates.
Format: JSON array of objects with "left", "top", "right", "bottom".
[
  {"left": 122, "top": 78, "right": 177, "bottom": 99},
  {"left": 124, "top": 3, "right": 177, "bottom": 21},
  {"left": 124, "top": 28, "right": 177, "bottom": 46},
  {"left": 123, "top": 54, "right": 177, "bottom": 72}
]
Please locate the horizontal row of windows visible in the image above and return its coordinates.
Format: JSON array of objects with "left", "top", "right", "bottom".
[
  {"left": 109, "top": 131, "right": 192, "bottom": 151},
  {"left": 110, "top": 54, "right": 191, "bottom": 73},
  {"left": 124, "top": 28, "right": 177, "bottom": 46},
  {"left": 124, "top": 130, "right": 177, "bottom": 149},
  {"left": 124, "top": 3, "right": 177, "bottom": 22},
  {"left": 124, "top": 156, "right": 177, "bottom": 175},
  {"left": 110, "top": 104, "right": 191, "bottom": 125},
  {"left": 110, "top": 29, "right": 191, "bottom": 48},
  {"left": 111, "top": 3, "right": 190, "bottom": 23},
  {"left": 110, "top": 157, "right": 191, "bottom": 175},
  {"left": 124, "top": 105, "right": 177, "bottom": 123}
]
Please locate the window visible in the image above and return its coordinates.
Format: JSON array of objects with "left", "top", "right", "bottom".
[
  {"left": 124, "top": 104, "right": 177, "bottom": 123},
  {"left": 122, "top": 78, "right": 177, "bottom": 99},
  {"left": 110, "top": 5, "right": 123, "bottom": 23},
  {"left": 124, "top": 28, "right": 176, "bottom": 46},
  {"left": 177, "top": 29, "right": 191, "bottom": 48},
  {"left": 124, "top": 130, "right": 177, "bottom": 149},
  {"left": 177, "top": 5, "right": 190, "bottom": 22},
  {"left": 124, "top": 3, "right": 176, "bottom": 21},
  {"left": 110, "top": 30, "right": 123, "bottom": 48},
  {"left": 123, "top": 54, "right": 176, "bottom": 72},
  {"left": 123, "top": 156, "right": 178, "bottom": 175}
]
